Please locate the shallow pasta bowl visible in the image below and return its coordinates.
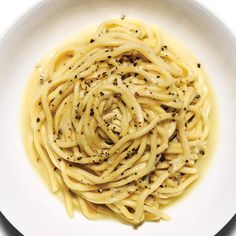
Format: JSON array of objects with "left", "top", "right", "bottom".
[{"left": 0, "top": 0, "right": 236, "bottom": 235}]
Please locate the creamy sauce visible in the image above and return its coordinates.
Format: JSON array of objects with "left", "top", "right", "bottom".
[
  {"left": 160, "top": 30, "right": 218, "bottom": 209},
  {"left": 20, "top": 31, "right": 94, "bottom": 188},
  {"left": 21, "top": 25, "right": 218, "bottom": 214}
]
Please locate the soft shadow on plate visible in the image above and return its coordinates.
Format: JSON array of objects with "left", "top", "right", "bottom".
[
  {"left": 0, "top": 212, "right": 236, "bottom": 236},
  {"left": 0, "top": 213, "right": 22, "bottom": 236}
]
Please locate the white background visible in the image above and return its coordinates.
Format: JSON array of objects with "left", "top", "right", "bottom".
[{"left": 0, "top": 0, "right": 235, "bottom": 235}]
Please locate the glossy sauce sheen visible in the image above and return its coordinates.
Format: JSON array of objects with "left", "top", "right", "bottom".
[{"left": 21, "top": 25, "right": 218, "bottom": 210}]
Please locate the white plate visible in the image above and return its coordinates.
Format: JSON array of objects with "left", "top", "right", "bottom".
[{"left": 0, "top": 0, "right": 236, "bottom": 235}]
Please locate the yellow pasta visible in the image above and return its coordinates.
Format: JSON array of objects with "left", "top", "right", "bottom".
[{"left": 26, "top": 18, "right": 210, "bottom": 225}]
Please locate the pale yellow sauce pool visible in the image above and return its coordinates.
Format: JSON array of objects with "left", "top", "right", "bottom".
[{"left": 20, "top": 24, "right": 218, "bottom": 217}]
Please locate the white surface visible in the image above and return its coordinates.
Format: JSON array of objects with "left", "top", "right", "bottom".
[
  {"left": 0, "top": 0, "right": 236, "bottom": 236},
  {"left": 0, "top": 0, "right": 235, "bottom": 37}
]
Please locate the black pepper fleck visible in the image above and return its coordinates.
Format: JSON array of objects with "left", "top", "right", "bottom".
[{"left": 121, "top": 14, "right": 125, "bottom": 20}]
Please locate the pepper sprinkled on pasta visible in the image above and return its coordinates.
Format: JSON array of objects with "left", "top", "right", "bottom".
[{"left": 28, "top": 19, "right": 210, "bottom": 224}]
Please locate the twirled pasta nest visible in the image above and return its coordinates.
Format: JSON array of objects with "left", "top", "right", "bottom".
[{"left": 29, "top": 19, "right": 209, "bottom": 224}]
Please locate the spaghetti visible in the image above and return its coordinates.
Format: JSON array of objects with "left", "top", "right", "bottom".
[{"left": 27, "top": 19, "right": 210, "bottom": 224}]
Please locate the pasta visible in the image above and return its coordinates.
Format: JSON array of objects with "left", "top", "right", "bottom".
[{"left": 26, "top": 18, "right": 210, "bottom": 225}]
